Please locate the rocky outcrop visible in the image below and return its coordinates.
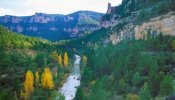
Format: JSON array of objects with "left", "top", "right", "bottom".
[
  {"left": 109, "top": 12, "right": 175, "bottom": 44},
  {"left": 100, "top": 0, "right": 175, "bottom": 45},
  {"left": 29, "top": 13, "right": 55, "bottom": 23},
  {"left": 0, "top": 11, "right": 103, "bottom": 41},
  {"left": 107, "top": 3, "right": 115, "bottom": 14},
  {"left": 0, "top": 15, "right": 21, "bottom": 23},
  {"left": 135, "top": 12, "right": 175, "bottom": 39},
  {"left": 109, "top": 23, "right": 134, "bottom": 45},
  {"left": 100, "top": 16, "right": 117, "bottom": 28},
  {"left": 108, "top": 12, "right": 175, "bottom": 45},
  {"left": 27, "top": 27, "right": 38, "bottom": 32},
  {"left": 64, "top": 16, "right": 74, "bottom": 22},
  {"left": 49, "top": 27, "right": 58, "bottom": 31},
  {"left": 16, "top": 25, "right": 23, "bottom": 33}
]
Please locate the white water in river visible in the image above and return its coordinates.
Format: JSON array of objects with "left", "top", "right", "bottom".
[{"left": 59, "top": 55, "right": 81, "bottom": 100}]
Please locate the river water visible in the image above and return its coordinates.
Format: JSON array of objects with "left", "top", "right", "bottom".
[{"left": 59, "top": 55, "right": 81, "bottom": 100}]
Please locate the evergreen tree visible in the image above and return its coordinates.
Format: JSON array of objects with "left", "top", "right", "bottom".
[
  {"left": 172, "top": 39, "right": 175, "bottom": 51},
  {"left": 148, "top": 58, "right": 160, "bottom": 97},
  {"left": 75, "top": 87, "right": 84, "bottom": 100},
  {"left": 160, "top": 74, "right": 174, "bottom": 96},
  {"left": 132, "top": 72, "right": 142, "bottom": 86},
  {"left": 138, "top": 82, "right": 151, "bottom": 100}
]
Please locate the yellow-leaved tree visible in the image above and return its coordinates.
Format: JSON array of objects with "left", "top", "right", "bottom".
[
  {"left": 51, "top": 50, "right": 58, "bottom": 59},
  {"left": 20, "top": 90, "right": 24, "bottom": 99},
  {"left": 20, "top": 90, "right": 28, "bottom": 100},
  {"left": 82, "top": 55, "right": 87, "bottom": 65},
  {"left": 41, "top": 67, "right": 54, "bottom": 89},
  {"left": 64, "top": 52, "right": 68, "bottom": 67},
  {"left": 35, "top": 71, "right": 39, "bottom": 87},
  {"left": 57, "top": 54, "right": 62, "bottom": 66},
  {"left": 23, "top": 70, "right": 34, "bottom": 97},
  {"left": 126, "top": 93, "right": 138, "bottom": 100}
]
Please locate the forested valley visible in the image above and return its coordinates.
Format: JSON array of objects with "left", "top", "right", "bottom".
[{"left": 1, "top": 0, "right": 175, "bottom": 100}]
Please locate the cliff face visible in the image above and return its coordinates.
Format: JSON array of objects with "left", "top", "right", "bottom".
[
  {"left": 0, "top": 11, "right": 103, "bottom": 41},
  {"left": 135, "top": 12, "right": 175, "bottom": 39},
  {"left": 100, "top": 0, "right": 175, "bottom": 45},
  {"left": 109, "top": 12, "right": 175, "bottom": 44},
  {"left": 29, "top": 13, "right": 56, "bottom": 23}
]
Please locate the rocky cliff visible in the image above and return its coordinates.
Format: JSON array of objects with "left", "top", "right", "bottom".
[
  {"left": 0, "top": 11, "right": 103, "bottom": 41},
  {"left": 135, "top": 12, "right": 175, "bottom": 39},
  {"left": 100, "top": 0, "right": 175, "bottom": 45}
]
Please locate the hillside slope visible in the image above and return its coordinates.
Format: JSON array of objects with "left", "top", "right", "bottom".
[
  {"left": 100, "top": 0, "right": 175, "bottom": 45},
  {"left": 0, "top": 11, "right": 103, "bottom": 41},
  {"left": 73, "top": 0, "right": 175, "bottom": 100},
  {"left": 0, "top": 25, "right": 73, "bottom": 99}
]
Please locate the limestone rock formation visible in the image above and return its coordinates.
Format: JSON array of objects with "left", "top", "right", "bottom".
[{"left": 135, "top": 12, "right": 175, "bottom": 39}]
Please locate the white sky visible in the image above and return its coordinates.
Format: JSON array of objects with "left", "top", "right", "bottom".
[{"left": 0, "top": 0, "right": 122, "bottom": 16}]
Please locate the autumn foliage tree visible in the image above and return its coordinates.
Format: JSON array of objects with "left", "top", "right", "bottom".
[
  {"left": 82, "top": 55, "right": 87, "bottom": 65},
  {"left": 64, "top": 52, "right": 68, "bottom": 67},
  {"left": 57, "top": 54, "right": 62, "bottom": 66},
  {"left": 51, "top": 50, "right": 58, "bottom": 59},
  {"left": 126, "top": 93, "right": 139, "bottom": 100},
  {"left": 23, "top": 70, "right": 34, "bottom": 98},
  {"left": 41, "top": 67, "right": 54, "bottom": 89}
]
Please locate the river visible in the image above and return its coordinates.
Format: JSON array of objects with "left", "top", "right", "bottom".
[{"left": 59, "top": 55, "right": 81, "bottom": 100}]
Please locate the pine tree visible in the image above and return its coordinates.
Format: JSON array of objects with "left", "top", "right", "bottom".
[
  {"left": 41, "top": 67, "right": 54, "bottom": 89},
  {"left": 138, "top": 82, "right": 151, "bottom": 100},
  {"left": 57, "top": 54, "right": 62, "bottom": 66},
  {"left": 35, "top": 71, "right": 39, "bottom": 87},
  {"left": 23, "top": 70, "right": 34, "bottom": 98},
  {"left": 64, "top": 52, "right": 68, "bottom": 67},
  {"left": 132, "top": 72, "right": 142, "bottom": 86},
  {"left": 75, "top": 87, "right": 84, "bottom": 100},
  {"left": 160, "top": 74, "right": 174, "bottom": 96},
  {"left": 172, "top": 39, "right": 175, "bottom": 51}
]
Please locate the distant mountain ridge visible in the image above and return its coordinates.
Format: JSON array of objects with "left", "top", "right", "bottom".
[{"left": 0, "top": 11, "right": 104, "bottom": 41}]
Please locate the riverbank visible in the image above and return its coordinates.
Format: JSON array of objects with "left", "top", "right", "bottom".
[{"left": 59, "top": 55, "right": 81, "bottom": 100}]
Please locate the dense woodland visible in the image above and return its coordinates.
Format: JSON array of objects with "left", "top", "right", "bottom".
[
  {"left": 0, "top": 25, "right": 73, "bottom": 99},
  {"left": 1, "top": 0, "right": 175, "bottom": 100},
  {"left": 75, "top": 32, "right": 175, "bottom": 100},
  {"left": 1, "top": 23, "right": 175, "bottom": 100}
]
